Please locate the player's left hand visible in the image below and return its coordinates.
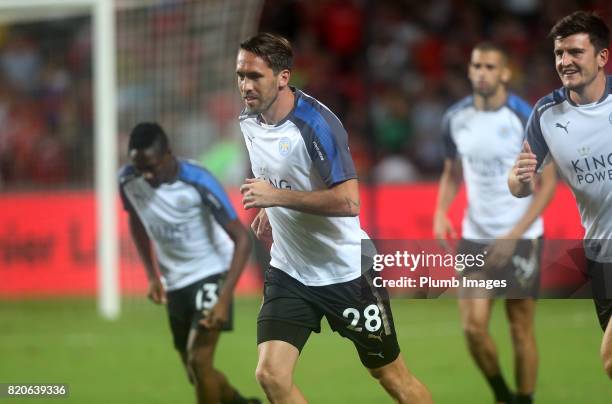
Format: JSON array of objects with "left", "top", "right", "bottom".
[
  {"left": 240, "top": 178, "right": 278, "bottom": 209},
  {"left": 513, "top": 141, "right": 538, "bottom": 183},
  {"left": 484, "top": 236, "right": 518, "bottom": 269},
  {"left": 200, "top": 297, "right": 230, "bottom": 329}
]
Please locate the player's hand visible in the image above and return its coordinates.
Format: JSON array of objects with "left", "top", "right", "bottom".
[
  {"left": 251, "top": 209, "right": 273, "bottom": 243},
  {"left": 485, "top": 236, "right": 518, "bottom": 269},
  {"left": 200, "top": 297, "right": 230, "bottom": 329},
  {"left": 147, "top": 278, "right": 167, "bottom": 304},
  {"left": 433, "top": 212, "right": 457, "bottom": 251},
  {"left": 240, "top": 178, "right": 278, "bottom": 209},
  {"left": 513, "top": 141, "right": 538, "bottom": 183}
]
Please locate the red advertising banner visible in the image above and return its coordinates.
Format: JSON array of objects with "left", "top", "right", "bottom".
[{"left": 0, "top": 184, "right": 583, "bottom": 297}]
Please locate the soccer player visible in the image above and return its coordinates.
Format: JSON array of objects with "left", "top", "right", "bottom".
[
  {"left": 509, "top": 11, "right": 612, "bottom": 379},
  {"left": 434, "top": 43, "right": 557, "bottom": 404},
  {"left": 119, "top": 123, "right": 259, "bottom": 404},
  {"left": 236, "top": 33, "right": 433, "bottom": 403}
]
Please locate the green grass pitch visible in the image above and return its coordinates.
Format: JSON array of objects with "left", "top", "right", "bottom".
[{"left": 1, "top": 298, "right": 610, "bottom": 403}]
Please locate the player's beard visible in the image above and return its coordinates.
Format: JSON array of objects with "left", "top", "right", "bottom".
[
  {"left": 473, "top": 82, "right": 498, "bottom": 98},
  {"left": 245, "top": 91, "right": 279, "bottom": 116},
  {"left": 559, "top": 67, "right": 595, "bottom": 93}
]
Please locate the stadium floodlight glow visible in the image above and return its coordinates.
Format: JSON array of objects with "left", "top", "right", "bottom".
[{"left": 0, "top": 0, "right": 119, "bottom": 320}]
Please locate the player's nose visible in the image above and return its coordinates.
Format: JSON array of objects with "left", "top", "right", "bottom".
[
  {"left": 241, "top": 78, "right": 254, "bottom": 93},
  {"left": 559, "top": 52, "right": 571, "bottom": 67}
]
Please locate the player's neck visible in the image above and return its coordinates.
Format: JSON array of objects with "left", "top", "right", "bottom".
[
  {"left": 261, "top": 87, "right": 295, "bottom": 125},
  {"left": 568, "top": 72, "right": 607, "bottom": 105},
  {"left": 474, "top": 87, "right": 507, "bottom": 111},
  {"left": 163, "top": 156, "right": 179, "bottom": 183}
]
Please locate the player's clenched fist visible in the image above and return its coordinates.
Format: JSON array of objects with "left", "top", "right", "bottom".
[
  {"left": 240, "top": 178, "right": 277, "bottom": 209},
  {"left": 513, "top": 141, "right": 538, "bottom": 183}
]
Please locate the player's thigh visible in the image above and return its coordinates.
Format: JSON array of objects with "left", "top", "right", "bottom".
[
  {"left": 257, "top": 267, "right": 322, "bottom": 352},
  {"left": 505, "top": 298, "right": 536, "bottom": 329},
  {"left": 601, "top": 318, "right": 612, "bottom": 362},
  {"left": 166, "top": 286, "right": 196, "bottom": 352},
  {"left": 587, "top": 259, "right": 612, "bottom": 331},
  {"left": 368, "top": 354, "right": 410, "bottom": 381},
  {"left": 190, "top": 272, "right": 234, "bottom": 332},
  {"left": 456, "top": 239, "right": 496, "bottom": 299},
  {"left": 167, "top": 273, "right": 232, "bottom": 353},
  {"left": 187, "top": 327, "right": 221, "bottom": 356},
  {"left": 320, "top": 271, "right": 401, "bottom": 369},
  {"left": 458, "top": 298, "right": 494, "bottom": 331},
  {"left": 593, "top": 297, "right": 612, "bottom": 331},
  {"left": 256, "top": 339, "right": 301, "bottom": 379}
]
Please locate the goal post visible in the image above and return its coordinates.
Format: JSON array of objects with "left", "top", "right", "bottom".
[{"left": 93, "top": 0, "right": 119, "bottom": 320}]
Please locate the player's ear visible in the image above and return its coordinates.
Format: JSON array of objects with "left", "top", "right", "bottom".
[
  {"left": 501, "top": 65, "right": 511, "bottom": 84},
  {"left": 277, "top": 69, "right": 291, "bottom": 89},
  {"left": 597, "top": 47, "right": 608, "bottom": 68}
]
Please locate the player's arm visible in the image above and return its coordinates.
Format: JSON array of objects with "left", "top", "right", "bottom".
[
  {"left": 196, "top": 172, "right": 252, "bottom": 329},
  {"left": 202, "top": 218, "right": 251, "bottom": 330},
  {"left": 509, "top": 105, "right": 550, "bottom": 198},
  {"left": 488, "top": 161, "right": 557, "bottom": 267},
  {"left": 508, "top": 140, "right": 538, "bottom": 198},
  {"left": 128, "top": 211, "right": 166, "bottom": 304},
  {"left": 433, "top": 158, "right": 462, "bottom": 240},
  {"left": 507, "top": 161, "right": 557, "bottom": 238},
  {"left": 434, "top": 110, "right": 461, "bottom": 241},
  {"left": 240, "top": 177, "right": 360, "bottom": 217}
]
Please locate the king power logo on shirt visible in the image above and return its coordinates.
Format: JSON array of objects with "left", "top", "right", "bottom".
[
  {"left": 149, "top": 223, "right": 192, "bottom": 244},
  {"left": 572, "top": 150, "right": 612, "bottom": 184},
  {"left": 260, "top": 176, "right": 293, "bottom": 190}
]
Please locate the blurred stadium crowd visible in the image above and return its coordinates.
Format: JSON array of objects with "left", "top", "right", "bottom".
[
  {"left": 260, "top": 0, "right": 612, "bottom": 182},
  {"left": 0, "top": 0, "right": 611, "bottom": 190},
  {"left": 0, "top": 19, "right": 92, "bottom": 188}
]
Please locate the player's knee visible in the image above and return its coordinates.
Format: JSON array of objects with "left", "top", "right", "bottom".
[
  {"left": 463, "top": 321, "right": 488, "bottom": 345},
  {"left": 603, "top": 360, "right": 612, "bottom": 379},
  {"left": 509, "top": 321, "right": 533, "bottom": 346},
  {"left": 601, "top": 351, "right": 612, "bottom": 379},
  {"left": 255, "top": 363, "right": 291, "bottom": 394},
  {"left": 187, "top": 348, "right": 214, "bottom": 376},
  {"left": 370, "top": 366, "right": 402, "bottom": 386},
  {"left": 369, "top": 365, "right": 420, "bottom": 402}
]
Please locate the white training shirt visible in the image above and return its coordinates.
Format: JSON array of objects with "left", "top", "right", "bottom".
[
  {"left": 442, "top": 93, "right": 544, "bottom": 240},
  {"left": 527, "top": 76, "right": 612, "bottom": 262},
  {"left": 119, "top": 159, "right": 236, "bottom": 291},
  {"left": 239, "top": 88, "right": 368, "bottom": 286}
]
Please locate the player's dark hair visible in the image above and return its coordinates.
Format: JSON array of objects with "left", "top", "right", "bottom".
[
  {"left": 549, "top": 11, "right": 610, "bottom": 52},
  {"left": 239, "top": 32, "right": 293, "bottom": 73},
  {"left": 128, "top": 122, "right": 169, "bottom": 154},
  {"left": 473, "top": 41, "right": 509, "bottom": 63}
]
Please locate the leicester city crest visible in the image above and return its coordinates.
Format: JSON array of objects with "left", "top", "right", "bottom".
[
  {"left": 498, "top": 126, "right": 511, "bottom": 138},
  {"left": 278, "top": 137, "right": 291, "bottom": 157}
]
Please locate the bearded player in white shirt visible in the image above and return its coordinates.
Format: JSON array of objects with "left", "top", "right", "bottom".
[{"left": 237, "top": 33, "right": 432, "bottom": 403}]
